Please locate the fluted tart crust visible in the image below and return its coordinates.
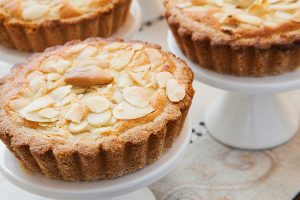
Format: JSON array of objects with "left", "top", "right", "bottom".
[
  {"left": 164, "top": 0, "right": 300, "bottom": 77},
  {"left": 0, "top": 0, "right": 132, "bottom": 52},
  {"left": 0, "top": 38, "right": 194, "bottom": 181}
]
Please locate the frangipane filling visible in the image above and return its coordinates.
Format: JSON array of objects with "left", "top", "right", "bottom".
[
  {"left": 175, "top": 0, "right": 300, "bottom": 33},
  {"left": 9, "top": 42, "right": 186, "bottom": 138},
  {"left": 0, "top": 0, "right": 112, "bottom": 21}
]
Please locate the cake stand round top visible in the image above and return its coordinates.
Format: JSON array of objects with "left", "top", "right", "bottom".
[
  {"left": 168, "top": 31, "right": 300, "bottom": 94},
  {"left": 0, "top": 118, "right": 191, "bottom": 200},
  {"left": 0, "top": 0, "right": 141, "bottom": 65}
]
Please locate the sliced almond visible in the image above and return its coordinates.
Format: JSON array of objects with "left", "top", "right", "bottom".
[
  {"left": 87, "top": 110, "right": 111, "bottom": 127},
  {"left": 85, "top": 96, "right": 110, "bottom": 113},
  {"left": 60, "top": 0, "right": 82, "bottom": 19},
  {"left": 144, "top": 48, "right": 164, "bottom": 69},
  {"left": 29, "top": 77, "right": 46, "bottom": 94},
  {"left": 76, "top": 46, "right": 98, "bottom": 60},
  {"left": 69, "top": 120, "right": 88, "bottom": 133},
  {"left": 92, "top": 127, "right": 113, "bottom": 135},
  {"left": 112, "top": 89, "right": 125, "bottom": 104},
  {"left": 21, "top": 95, "right": 54, "bottom": 113},
  {"left": 20, "top": 111, "right": 53, "bottom": 123},
  {"left": 65, "top": 66, "right": 114, "bottom": 87},
  {"left": 113, "top": 102, "right": 155, "bottom": 120},
  {"left": 38, "top": 108, "right": 59, "bottom": 119},
  {"left": 166, "top": 79, "right": 186, "bottom": 103},
  {"left": 22, "top": 4, "right": 48, "bottom": 21},
  {"left": 41, "top": 55, "right": 71, "bottom": 74},
  {"left": 47, "top": 73, "right": 61, "bottom": 82},
  {"left": 109, "top": 49, "right": 135, "bottom": 71},
  {"left": 50, "top": 85, "right": 72, "bottom": 102},
  {"left": 123, "top": 86, "right": 150, "bottom": 107},
  {"left": 65, "top": 103, "right": 85, "bottom": 123},
  {"left": 128, "top": 71, "right": 146, "bottom": 86},
  {"left": 10, "top": 98, "right": 32, "bottom": 111},
  {"left": 73, "top": 58, "right": 109, "bottom": 69},
  {"left": 103, "top": 42, "right": 129, "bottom": 52},
  {"left": 156, "top": 71, "right": 174, "bottom": 88},
  {"left": 117, "top": 71, "right": 133, "bottom": 88}
]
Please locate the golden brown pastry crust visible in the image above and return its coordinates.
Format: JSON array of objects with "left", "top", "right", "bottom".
[
  {"left": 0, "top": 0, "right": 132, "bottom": 52},
  {"left": 0, "top": 38, "right": 194, "bottom": 181},
  {"left": 164, "top": 0, "right": 300, "bottom": 77}
]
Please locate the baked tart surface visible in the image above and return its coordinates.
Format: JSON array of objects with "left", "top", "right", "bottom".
[
  {"left": 0, "top": 38, "right": 194, "bottom": 181},
  {"left": 164, "top": 0, "right": 300, "bottom": 76},
  {"left": 0, "top": 0, "right": 131, "bottom": 52}
]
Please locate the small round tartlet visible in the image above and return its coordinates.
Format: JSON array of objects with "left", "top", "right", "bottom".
[
  {"left": 0, "top": 38, "right": 194, "bottom": 181},
  {"left": 164, "top": 0, "right": 300, "bottom": 76},
  {"left": 0, "top": 0, "right": 131, "bottom": 52}
]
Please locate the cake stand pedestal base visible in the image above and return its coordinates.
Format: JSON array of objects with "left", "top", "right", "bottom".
[
  {"left": 168, "top": 31, "right": 299, "bottom": 150},
  {"left": 205, "top": 92, "right": 298, "bottom": 149}
]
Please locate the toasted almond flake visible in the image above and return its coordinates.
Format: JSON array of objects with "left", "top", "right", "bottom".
[
  {"left": 21, "top": 95, "right": 54, "bottom": 113},
  {"left": 128, "top": 71, "right": 146, "bottom": 86},
  {"left": 144, "top": 48, "right": 164, "bottom": 68},
  {"left": 38, "top": 108, "right": 59, "bottom": 119},
  {"left": 118, "top": 71, "right": 133, "bottom": 88},
  {"left": 69, "top": 120, "right": 88, "bottom": 133},
  {"left": 22, "top": 88, "right": 34, "bottom": 98},
  {"left": 87, "top": 110, "right": 111, "bottom": 127},
  {"left": 166, "top": 79, "right": 186, "bottom": 103},
  {"left": 10, "top": 98, "right": 32, "bottom": 111},
  {"left": 29, "top": 77, "right": 46, "bottom": 94},
  {"left": 65, "top": 103, "right": 85, "bottom": 123},
  {"left": 132, "top": 43, "right": 144, "bottom": 51},
  {"left": 92, "top": 127, "right": 113, "bottom": 135},
  {"left": 71, "top": 87, "right": 87, "bottom": 94},
  {"left": 76, "top": 46, "right": 98, "bottom": 60},
  {"left": 73, "top": 58, "right": 109, "bottom": 69},
  {"left": 156, "top": 71, "right": 174, "bottom": 88},
  {"left": 113, "top": 89, "right": 125, "bottom": 104},
  {"left": 22, "top": 4, "right": 48, "bottom": 21},
  {"left": 85, "top": 96, "right": 110, "bottom": 113},
  {"left": 41, "top": 55, "right": 71, "bottom": 74},
  {"left": 50, "top": 86, "right": 72, "bottom": 101},
  {"left": 123, "top": 86, "right": 150, "bottom": 107},
  {"left": 103, "top": 42, "right": 129, "bottom": 52},
  {"left": 234, "top": 13, "right": 262, "bottom": 25},
  {"left": 113, "top": 102, "right": 155, "bottom": 120},
  {"left": 20, "top": 111, "right": 53, "bottom": 123},
  {"left": 110, "top": 49, "right": 135, "bottom": 71},
  {"left": 47, "top": 73, "right": 61, "bottom": 82}
]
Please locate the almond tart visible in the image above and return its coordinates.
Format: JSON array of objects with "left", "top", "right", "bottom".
[
  {"left": 164, "top": 0, "right": 300, "bottom": 76},
  {"left": 0, "top": 38, "right": 194, "bottom": 181},
  {"left": 0, "top": 0, "right": 132, "bottom": 52}
]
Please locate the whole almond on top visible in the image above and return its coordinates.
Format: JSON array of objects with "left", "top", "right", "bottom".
[{"left": 65, "top": 66, "right": 113, "bottom": 87}]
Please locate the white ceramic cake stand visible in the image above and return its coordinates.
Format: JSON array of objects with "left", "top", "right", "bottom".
[
  {"left": 0, "top": 118, "right": 191, "bottom": 200},
  {"left": 168, "top": 31, "right": 299, "bottom": 150},
  {"left": 0, "top": 0, "right": 141, "bottom": 65}
]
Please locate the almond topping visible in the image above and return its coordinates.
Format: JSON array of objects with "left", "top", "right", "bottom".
[
  {"left": 65, "top": 66, "right": 114, "bottom": 87},
  {"left": 22, "top": 4, "right": 48, "bottom": 21},
  {"left": 156, "top": 72, "right": 174, "bottom": 88},
  {"left": 113, "top": 102, "right": 155, "bottom": 120},
  {"left": 69, "top": 120, "right": 88, "bottom": 133},
  {"left": 38, "top": 108, "right": 59, "bottom": 119},
  {"left": 166, "top": 79, "right": 186, "bottom": 103},
  {"left": 21, "top": 95, "right": 54, "bottom": 113},
  {"left": 87, "top": 110, "right": 111, "bottom": 127},
  {"left": 123, "top": 86, "right": 150, "bottom": 107},
  {"left": 10, "top": 98, "right": 32, "bottom": 111},
  {"left": 65, "top": 103, "right": 85, "bottom": 123},
  {"left": 109, "top": 49, "right": 135, "bottom": 71},
  {"left": 92, "top": 127, "right": 113, "bottom": 135},
  {"left": 50, "top": 86, "right": 72, "bottom": 102},
  {"left": 85, "top": 96, "right": 110, "bottom": 113}
]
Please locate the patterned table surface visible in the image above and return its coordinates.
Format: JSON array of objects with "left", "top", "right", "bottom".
[{"left": 0, "top": 16, "right": 300, "bottom": 200}]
